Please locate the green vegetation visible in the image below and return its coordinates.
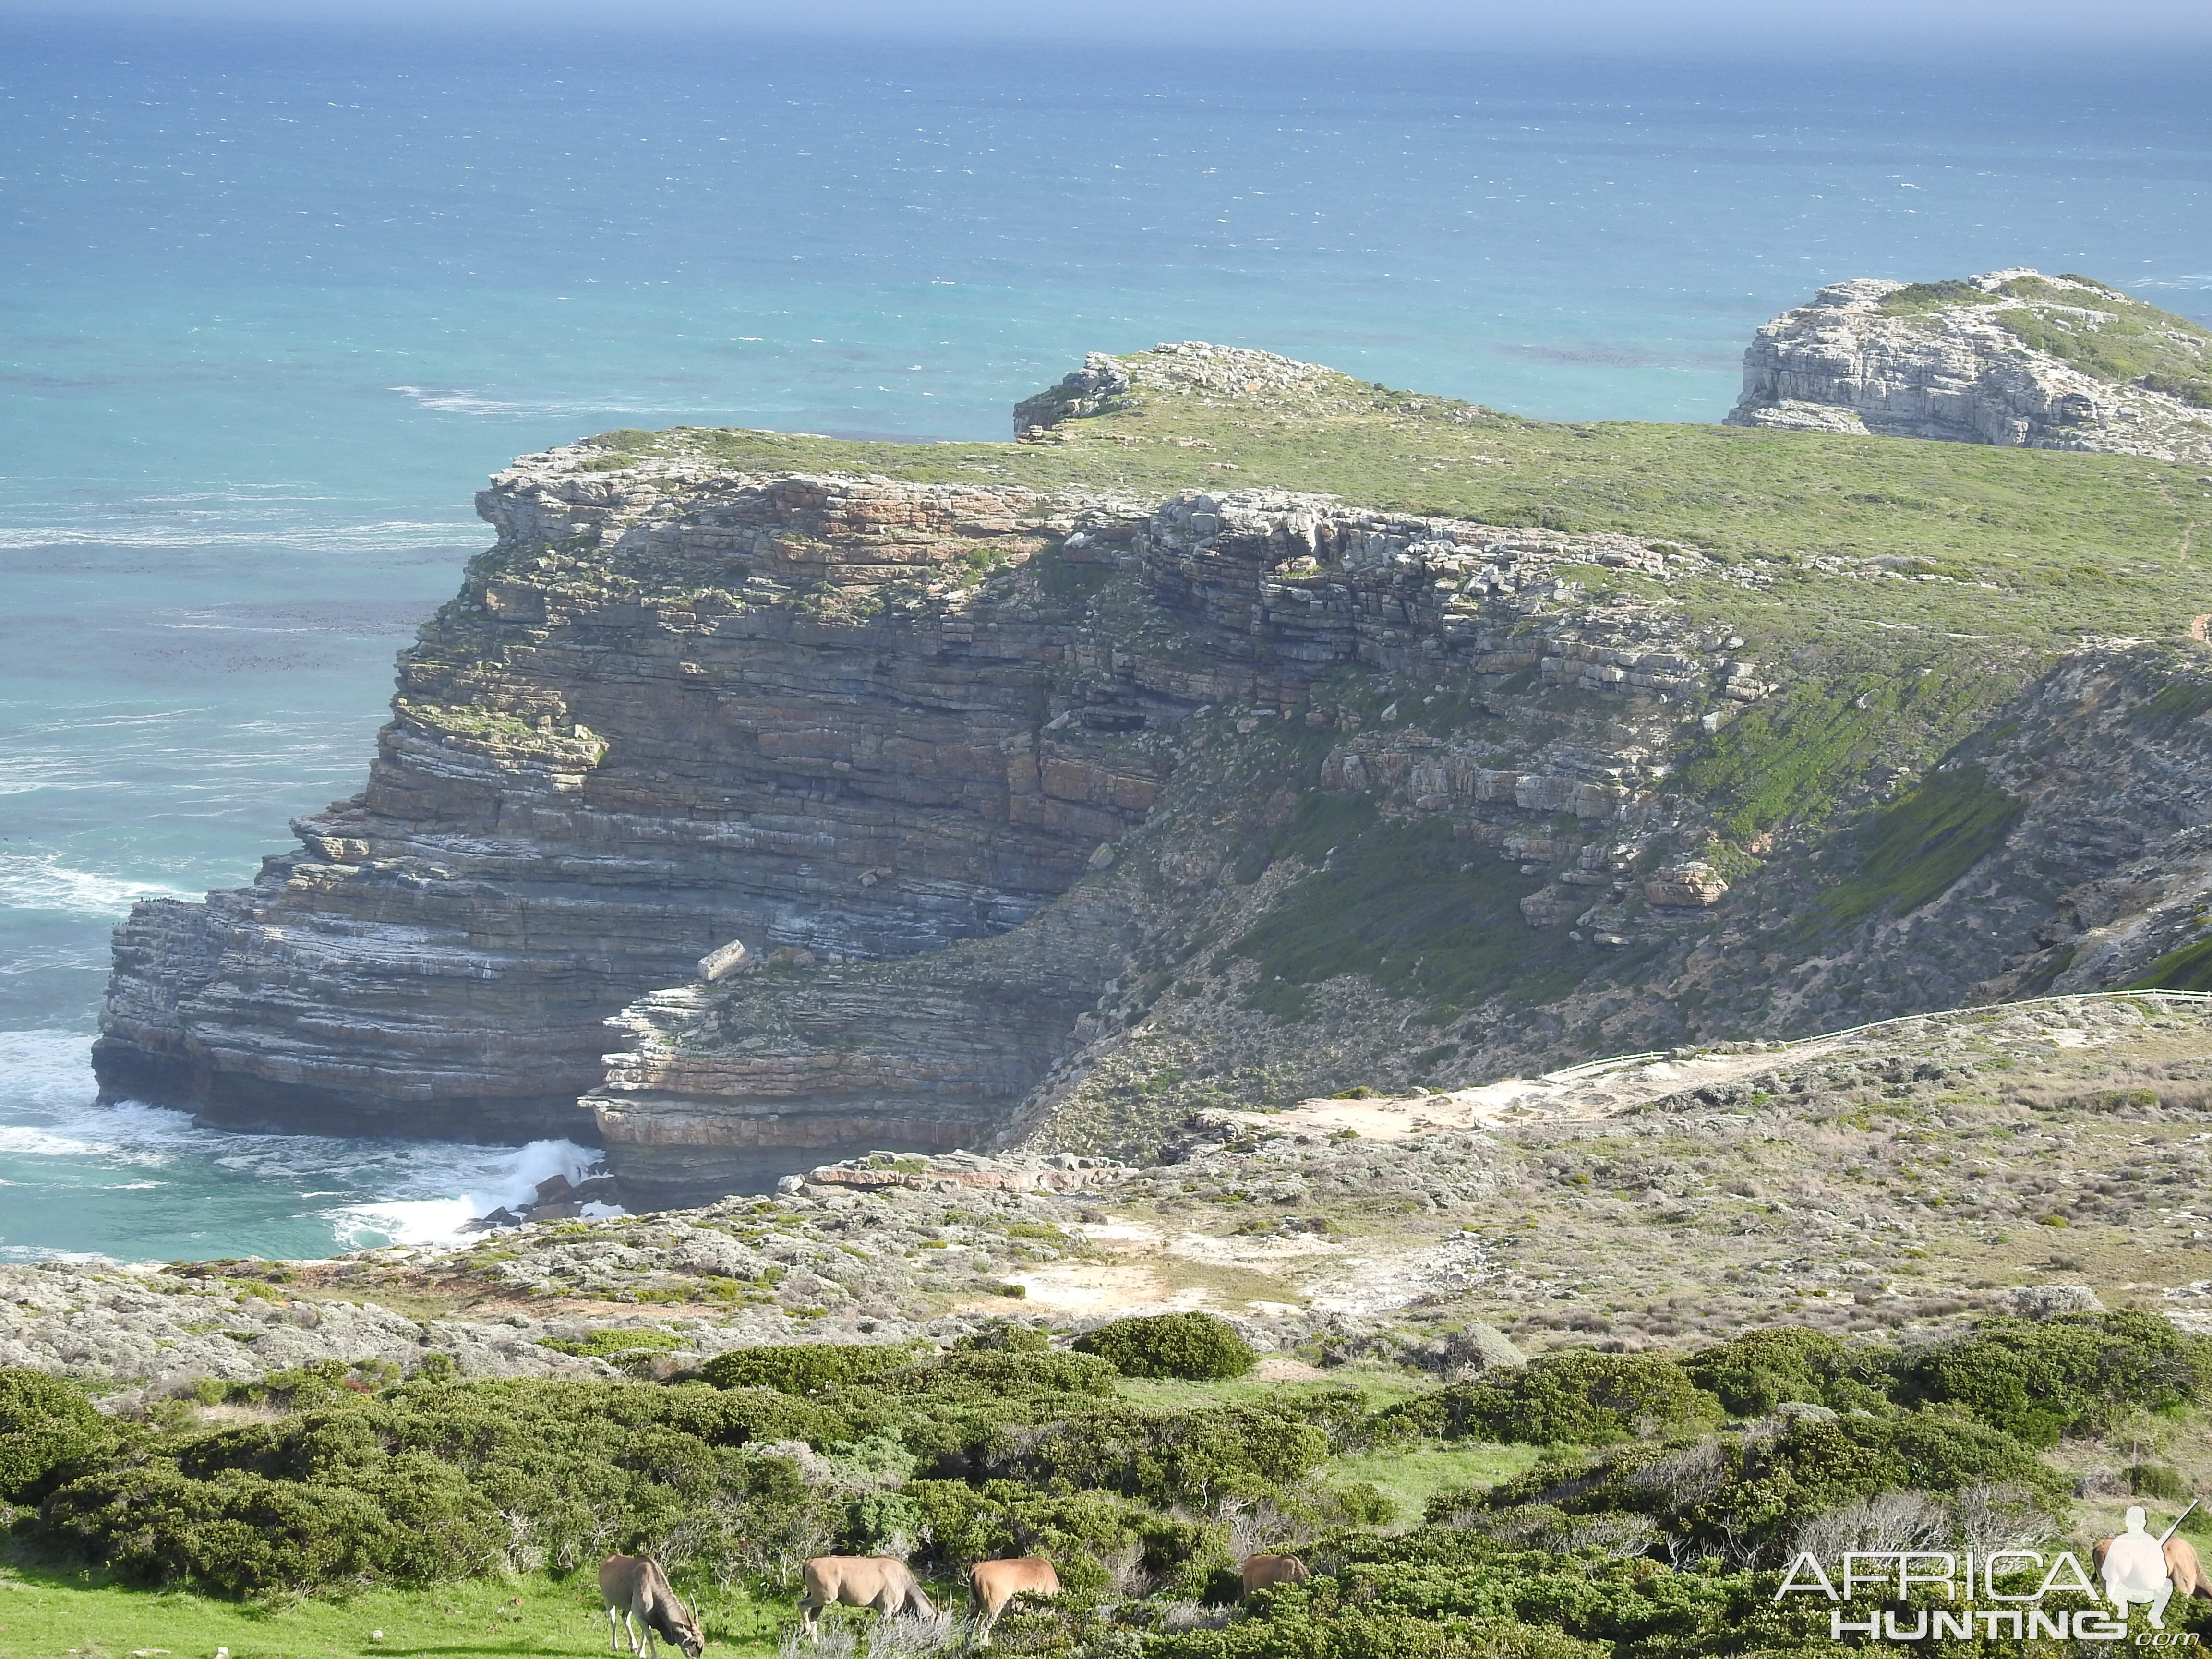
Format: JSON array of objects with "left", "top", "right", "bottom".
[
  {"left": 0, "top": 1564, "right": 793, "bottom": 1659},
  {"left": 533, "top": 1327, "right": 684, "bottom": 1358},
  {"left": 1988, "top": 276, "right": 2212, "bottom": 407},
  {"left": 1877, "top": 279, "right": 2001, "bottom": 315},
  {"left": 1233, "top": 816, "right": 1579, "bottom": 1019},
  {"left": 2131, "top": 935, "right": 2212, "bottom": 992},
  {"left": 590, "top": 363, "right": 2210, "bottom": 652},
  {"left": 1071, "top": 1314, "right": 1258, "bottom": 1381},
  {"left": 1818, "top": 763, "right": 2024, "bottom": 927},
  {"left": 695, "top": 1341, "right": 914, "bottom": 1394},
  {"left": 6, "top": 1310, "right": 2212, "bottom": 1655},
  {"left": 0, "top": 1370, "right": 111, "bottom": 1503}
]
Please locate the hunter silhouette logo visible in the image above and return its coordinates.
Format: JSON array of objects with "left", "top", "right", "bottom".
[{"left": 1775, "top": 1503, "right": 2206, "bottom": 1645}]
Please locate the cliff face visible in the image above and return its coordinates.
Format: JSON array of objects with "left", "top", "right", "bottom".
[
  {"left": 1725, "top": 270, "right": 2212, "bottom": 462},
  {"left": 582, "top": 482, "right": 1763, "bottom": 1199},
  {"left": 94, "top": 463, "right": 1170, "bottom": 1141},
  {"left": 96, "top": 337, "right": 2212, "bottom": 1206}
]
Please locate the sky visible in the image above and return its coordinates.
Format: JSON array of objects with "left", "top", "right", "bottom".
[{"left": 2, "top": 0, "right": 2209, "bottom": 50}]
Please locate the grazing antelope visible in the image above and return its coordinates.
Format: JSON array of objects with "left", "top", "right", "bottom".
[
  {"left": 1239, "top": 1554, "right": 1311, "bottom": 1597},
  {"left": 969, "top": 1557, "right": 1059, "bottom": 1646},
  {"left": 798, "top": 1556, "right": 936, "bottom": 1642},
  {"left": 600, "top": 1555, "right": 705, "bottom": 1659}
]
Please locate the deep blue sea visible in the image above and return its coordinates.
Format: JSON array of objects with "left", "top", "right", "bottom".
[{"left": 4, "top": 20, "right": 2209, "bottom": 1261}]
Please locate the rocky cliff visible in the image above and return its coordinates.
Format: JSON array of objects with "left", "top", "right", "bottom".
[
  {"left": 94, "top": 465, "right": 1171, "bottom": 1143},
  {"left": 1726, "top": 269, "right": 2212, "bottom": 462},
  {"left": 96, "top": 337, "right": 2212, "bottom": 1206}
]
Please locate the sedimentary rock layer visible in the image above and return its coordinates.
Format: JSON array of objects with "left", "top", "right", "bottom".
[
  {"left": 94, "top": 469, "right": 1168, "bottom": 1141},
  {"left": 97, "top": 383, "right": 1761, "bottom": 1182}
]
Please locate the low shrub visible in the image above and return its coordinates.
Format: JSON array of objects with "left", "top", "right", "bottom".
[
  {"left": 1421, "top": 1352, "right": 1713, "bottom": 1446},
  {"left": 986, "top": 1403, "right": 1329, "bottom": 1510},
  {"left": 1899, "top": 1310, "right": 2212, "bottom": 1444},
  {"left": 38, "top": 1379, "right": 840, "bottom": 1593},
  {"left": 0, "top": 1368, "right": 113, "bottom": 1501},
  {"left": 1072, "top": 1314, "right": 1255, "bottom": 1380},
  {"left": 696, "top": 1342, "right": 914, "bottom": 1395},
  {"left": 1680, "top": 1328, "right": 1852, "bottom": 1417},
  {"left": 887, "top": 1349, "right": 1121, "bottom": 1399}
]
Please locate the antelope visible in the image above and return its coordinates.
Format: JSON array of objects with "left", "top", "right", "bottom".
[
  {"left": 599, "top": 1555, "right": 705, "bottom": 1659},
  {"left": 798, "top": 1556, "right": 936, "bottom": 1642},
  {"left": 969, "top": 1557, "right": 1059, "bottom": 1646},
  {"left": 2093, "top": 1531, "right": 2212, "bottom": 1604},
  {"left": 1240, "top": 1554, "right": 1311, "bottom": 1597}
]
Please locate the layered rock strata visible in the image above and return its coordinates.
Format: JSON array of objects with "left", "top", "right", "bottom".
[
  {"left": 95, "top": 469, "right": 1168, "bottom": 1141},
  {"left": 587, "top": 483, "right": 1770, "bottom": 1190},
  {"left": 1726, "top": 269, "right": 2212, "bottom": 461}
]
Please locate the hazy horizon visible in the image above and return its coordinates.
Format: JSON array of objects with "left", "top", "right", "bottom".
[{"left": 3, "top": 0, "right": 2210, "bottom": 52}]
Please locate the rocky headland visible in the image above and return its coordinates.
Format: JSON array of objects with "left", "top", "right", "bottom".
[
  {"left": 92, "top": 325, "right": 2212, "bottom": 1209},
  {"left": 1726, "top": 268, "right": 2212, "bottom": 461}
]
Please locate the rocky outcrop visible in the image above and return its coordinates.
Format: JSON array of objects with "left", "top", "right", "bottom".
[
  {"left": 1726, "top": 269, "right": 2212, "bottom": 462},
  {"left": 582, "top": 479, "right": 1774, "bottom": 1193},
  {"left": 94, "top": 467, "right": 1165, "bottom": 1142}
]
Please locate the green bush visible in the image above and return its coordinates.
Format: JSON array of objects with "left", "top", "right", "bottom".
[
  {"left": 1900, "top": 1311, "right": 2212, "bottom": 1443},
  {"left": 1426, "top": 1352, "right": 1712, "bottom": 1445},
  {"left": 986, "top": 1402, "right": 1328, "bottom": 1509},
  {"left": 1479, "top": 1405, "right": 2062, "bottom": 1566},
  {"left": 39, "top": 1380, "right": 838, "bottom": 1593},
  {"left": 1072, "top": 1313, "right": 1256, "bottom": 1380},
  {"left": 954, "top": 1321, "right": 1055, "bottom": 1353},
  {"left": 0, "top": 1368, "right": 112, "bottom": 1501},
  {"left": 1680, "top": 1328, "right": 1851, "bottom": 1417},
  {"left": 42, "top": 1457, "right": 507, "bottom": 1595},
  {"left": 887, "top": 1348, "right": 1121, "bottom": 1399},
  {"left": 695, "top": 1341, "right": 913, "bottom": 1395},
  {"left": 2128, "top": 1462, "right": 2191, "bottom": 1501}
]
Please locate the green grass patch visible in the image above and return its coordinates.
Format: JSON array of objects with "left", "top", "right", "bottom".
[
  {"left": 2128, "top": 935, "right": 2212, "bottom": 993},
  {"left": 1818, "top": 764, "right": 2024, "bottom": 926},
  {"left": 0, "top": 1565, "right": 783, "bottom": 1659},
  {"left": 1324, "top": 1443, "right": 1551, "bottom": 1519},
  {"left": 589, "top": 359, "right": 2210, "bottom": 645},
  {"left": 1982, "top": 277, "right": 2212, "bottom": 405},
  {"left": 1232, "top": 815, "right": 1582, "bottom": 1015}
]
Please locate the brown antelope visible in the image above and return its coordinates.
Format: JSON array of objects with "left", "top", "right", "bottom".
[
  {"left": 798, "top": 1556, "right": 936, "bottom": 1642},
  {"left": 599, "top": 1555, "right": 705, "bottom": 1659},
  {"left": 1240, "top": 1553, "right": 1311, "bottom": 1597},
  {"left": 969, "top": 1557, "right": 1059, "bottom": 1645}
]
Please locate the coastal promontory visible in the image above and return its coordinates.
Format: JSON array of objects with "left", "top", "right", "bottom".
[{"left": 94, "top": 328, "right": 2212, "bottom": 1204}]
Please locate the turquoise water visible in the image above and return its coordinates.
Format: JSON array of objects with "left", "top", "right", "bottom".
[{"left": 5, "top": 21, "right": 2211, "bottom": 1260}]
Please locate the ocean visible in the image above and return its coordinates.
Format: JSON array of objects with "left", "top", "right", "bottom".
[{"left": 3, "top": 19, "right": 2209, "bottom": 1262}]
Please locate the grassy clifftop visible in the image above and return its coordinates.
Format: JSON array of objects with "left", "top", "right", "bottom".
[{"left": 591, "top": 337, "right": 2212, "bottom": 649}]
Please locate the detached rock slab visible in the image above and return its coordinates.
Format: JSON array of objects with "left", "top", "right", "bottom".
[{"left": 794, "top": 1149, "right": 1133, "bottom": 1195}]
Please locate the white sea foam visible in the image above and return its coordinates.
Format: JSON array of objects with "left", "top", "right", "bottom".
[
  {"left": 325, "top": 1139, "right": 608, "bottom": 1249},
  {"left": 0, "top": 854, "right": 190, "bottom": 917},
  {"left": 387, "top": 384, "right": 744, "bottom": 420},
  {"left": 0, "top": 519, "right": 480, "bottom": 553},
  {"left": 0, "top": 1029, "right": 611, "bottom": 1259}
]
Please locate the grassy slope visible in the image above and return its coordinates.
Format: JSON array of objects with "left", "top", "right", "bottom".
[{"left": 0, "top": 1568, "right": 786, "bottom": 1659}]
